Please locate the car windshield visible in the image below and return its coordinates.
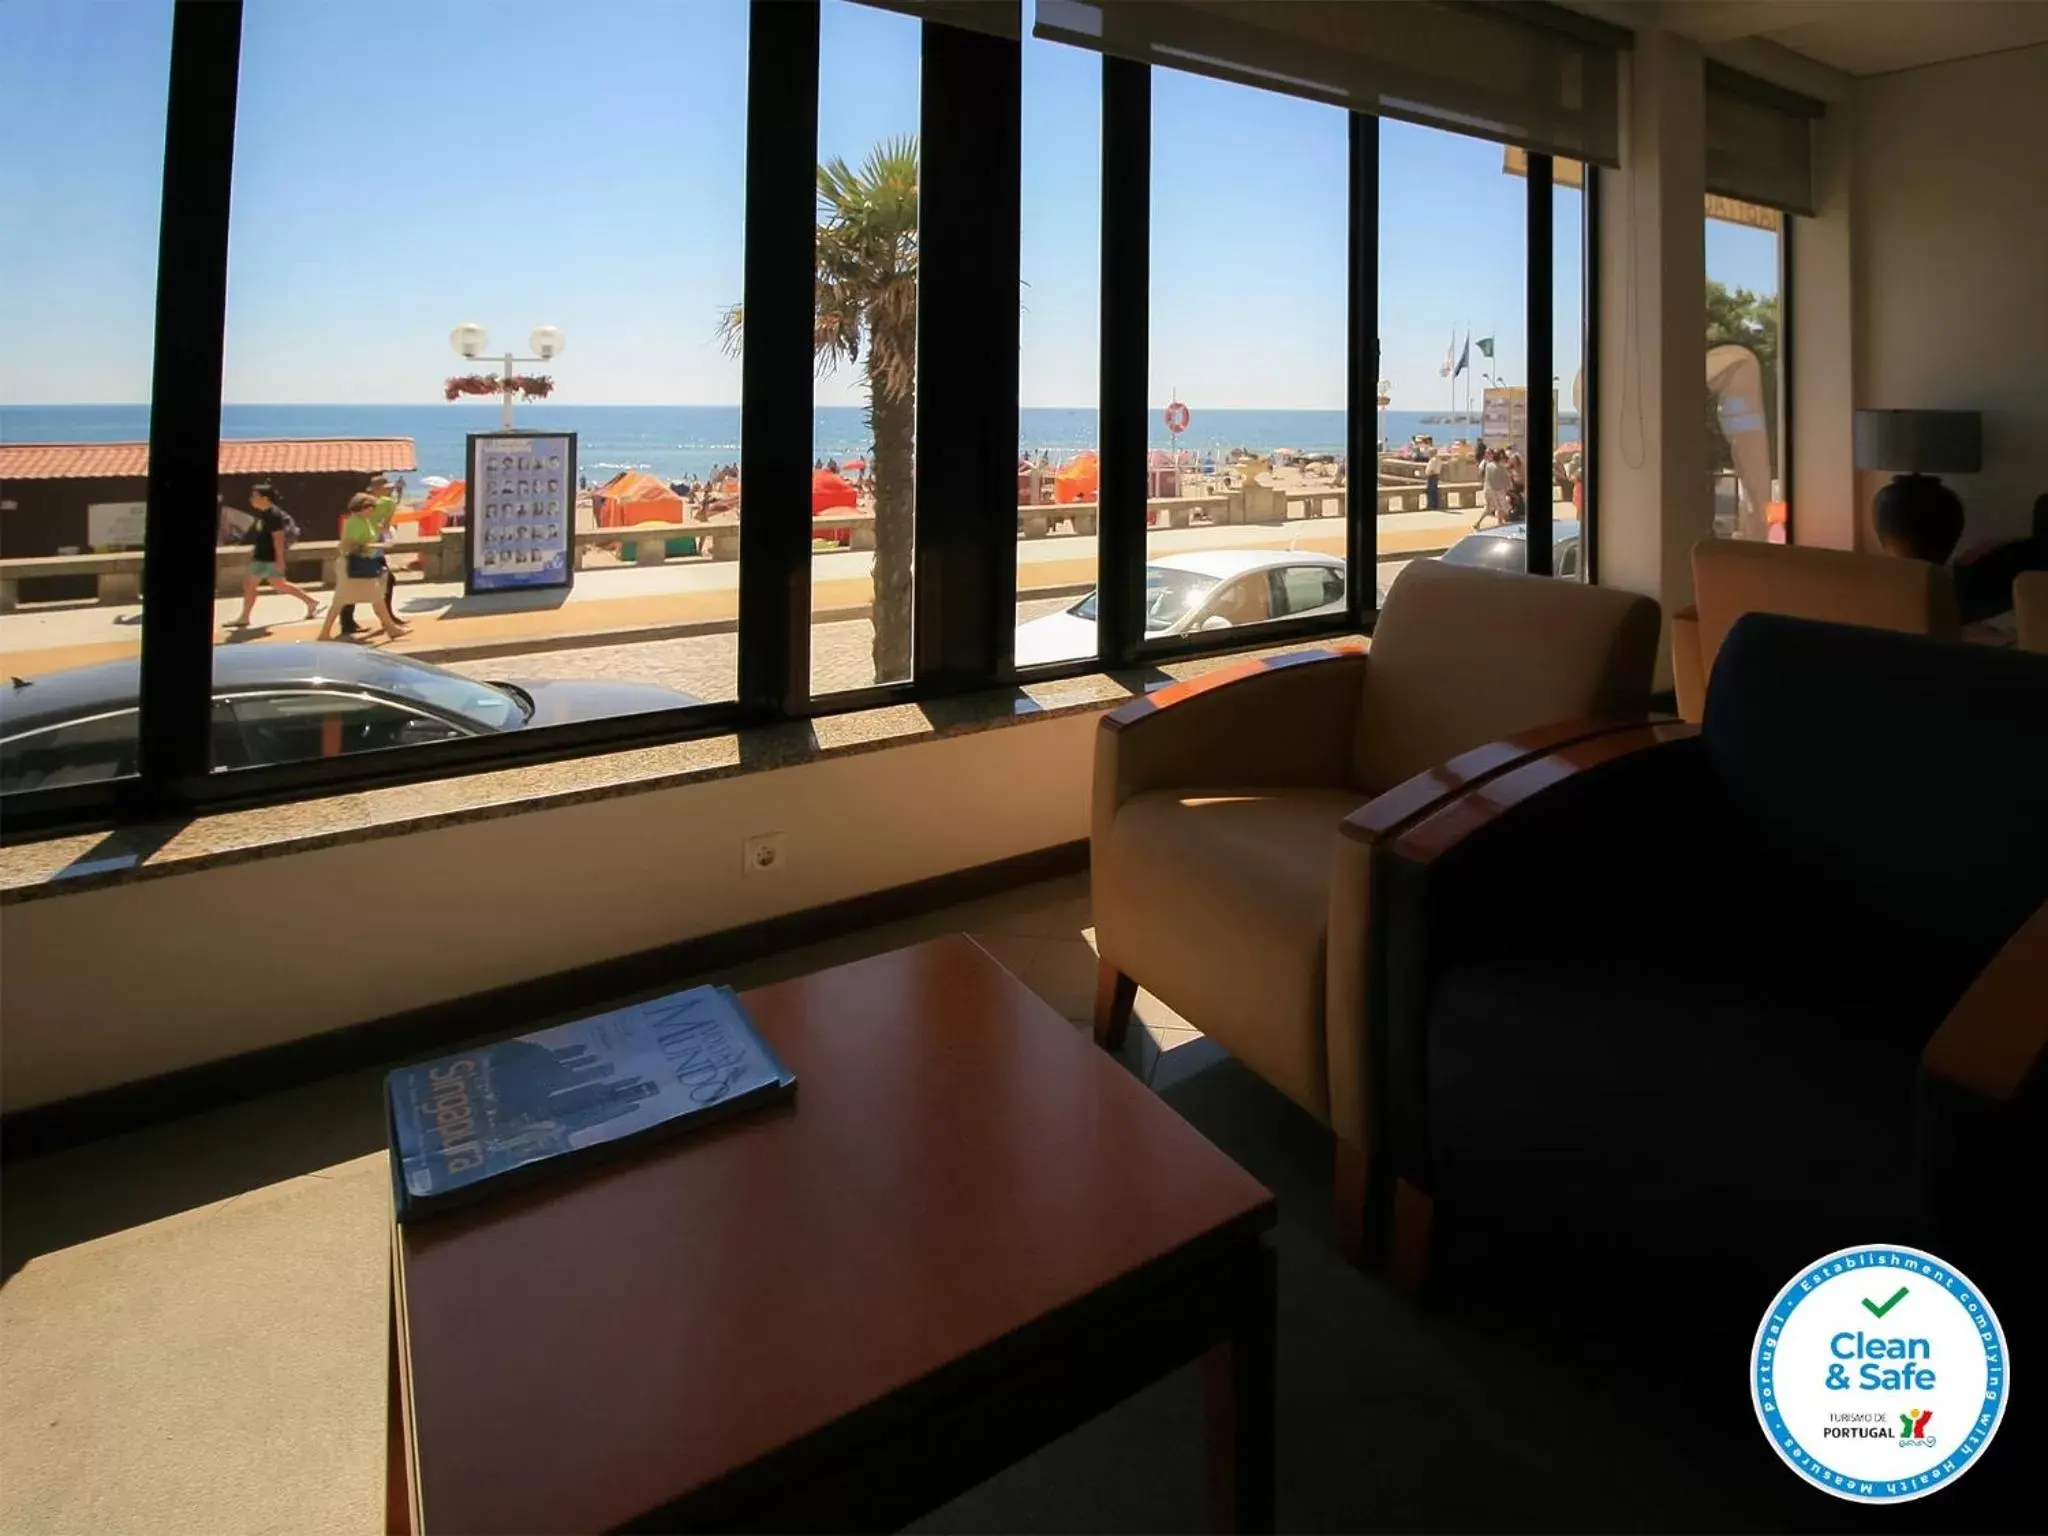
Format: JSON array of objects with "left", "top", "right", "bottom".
[
  {"left": 1144, "top": 567, "right": 1218, "bottom": 631},
  {"left": 347, "top": 652, "right": 527, "bottom": 730},
  {"left": 1065, "top": 567, "right": 1221, "bottom": 632}
]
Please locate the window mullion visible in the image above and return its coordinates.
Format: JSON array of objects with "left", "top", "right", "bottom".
[
  {"left": 1097, "top": 55, "right": 1148, "bottom": 668},
  {"left": 1348, "top": 112, "right": 1379, "bottom": 623},
  {"left": 914, "top": 20, "right": 1021, "bottom": 687},
  {"left": 738, "top": 0, "right": 820, "bottom": 717},
  {"left": 138, "top": 0, "right": 243, "bottom": 803},
  {"left": 1526, "top": 151, "right": 1554, "bottom": 578}
]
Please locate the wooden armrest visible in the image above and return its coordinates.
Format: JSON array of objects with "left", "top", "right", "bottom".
[
  {"left": 1922, "top": 902, "right": 2048, "bottom": 1101},
  {"left": 1340, "top": 716, "right": 1658, "bottom": 849},
  {"left": 1101, "top": 645, "right": 1364, "bottom": 734},
  {"left": 1387, "top": 720, "right": 1699, "bottom": 867}
]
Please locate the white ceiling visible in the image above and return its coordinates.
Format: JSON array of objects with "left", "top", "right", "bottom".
[{"left": 1617, "top": 1, "right": 2048, "bottom": 77}]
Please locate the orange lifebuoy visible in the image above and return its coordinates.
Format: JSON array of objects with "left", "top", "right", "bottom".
[{"left": 1163, "top": 401, "right": 1190, "bottom": 435}]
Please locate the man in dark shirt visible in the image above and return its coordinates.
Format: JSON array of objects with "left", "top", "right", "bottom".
[{"left": 227, "top": 482, "right": 318, "bottom": 628}]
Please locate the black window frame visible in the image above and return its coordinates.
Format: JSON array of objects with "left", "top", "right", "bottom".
[{"left": 2, "top": 0, "right": 1601, "bottom": 843}]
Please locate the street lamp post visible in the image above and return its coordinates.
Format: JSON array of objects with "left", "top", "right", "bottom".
[{"left": 450, "top": 322, "right": 567, "bottom": 429}]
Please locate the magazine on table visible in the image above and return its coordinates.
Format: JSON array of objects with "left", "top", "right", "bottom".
[{"left": 387, "top": 985, "right": 795, "bottom": 1221}]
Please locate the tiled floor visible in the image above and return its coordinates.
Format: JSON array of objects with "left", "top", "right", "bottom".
[{"left": 0, "top": 873, "right": 1212, "bottom": 1281}]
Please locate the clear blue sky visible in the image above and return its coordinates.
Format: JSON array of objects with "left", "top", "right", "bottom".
[{"left": 1, "top": 0, "right": 1779, "bottom": 413}]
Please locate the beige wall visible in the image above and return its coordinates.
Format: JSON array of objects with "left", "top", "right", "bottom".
[
  {"left": 0, "top": 714, "right": 1098, "bottom": 1113},
  {"left": 1853, "top": 44, "right": 2048, "bottom": 547},
  {"left": 1597, "top": 26, "right": 1711, "bottom": 684}
]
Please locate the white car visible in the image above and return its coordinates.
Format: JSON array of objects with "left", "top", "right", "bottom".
[{"left": 1015, "top": 549, "right": 1352, "bottom": 668}]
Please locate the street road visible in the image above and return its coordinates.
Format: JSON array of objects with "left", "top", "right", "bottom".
[{"left": 446, "top": 596, "right": 1080, "bottom": 701}]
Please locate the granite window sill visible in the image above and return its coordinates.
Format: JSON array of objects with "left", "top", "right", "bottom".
[{"left": 0, "top": 639, "right": 1357, "bottom": 905}]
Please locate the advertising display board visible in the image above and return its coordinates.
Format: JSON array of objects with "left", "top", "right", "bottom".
[
  {"left": 1481, "top": 387, "right": 1527, "bottom": 455},
  {"left": 465, "top": 431, "right": 577, "bottom": 595}
]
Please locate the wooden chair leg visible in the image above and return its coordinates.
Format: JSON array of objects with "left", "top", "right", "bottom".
[
  {"left": 1332, "top": 1138, "right": 1369, "bottom": 1268},
  {"left": 1093, "top": 961, "right": 1137, "bottom": 1051},
  {"left": 1332, "top": 1142, "right": 1432, "bottom": 1294},
  {"left": 1388, "top": 1177, "right": 1434, "bottom": 1298}
]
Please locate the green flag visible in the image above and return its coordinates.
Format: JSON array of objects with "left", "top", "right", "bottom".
[{"left": 1475, "top": 336, "right": 1495, "bottom": 359}]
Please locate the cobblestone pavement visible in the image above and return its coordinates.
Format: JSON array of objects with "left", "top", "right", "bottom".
[{"left": 447, "top": 596, "right": 1078, "bottom": 702}]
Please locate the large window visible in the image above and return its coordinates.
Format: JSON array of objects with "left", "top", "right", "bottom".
[
  {"left": 1554, "top": 159, "right": 1589, "bottom": 580},
  {"left": 2, "top": 0, "right": 1612, "bottom": 831},
  {"left": 811, "top": 0, "right": 920, "bottom": 695},
  {"left": 1705, "top": 199, "right": 1785, "bottom": 542},
  {"left": 1137, "top": 69, "right": 1349, "bottom": 647},
  {"left": 208, "top": 0, "right": 748, "bottom": 774},
  {"left": 0, "top": 0, "right": 172, "bottom": 796},
  {"left": 1378, "top": 122, "right": 1529, "bottom": 595},
  {"left": 1013, "top": 11, "right": 1101, "bottom": 670}
]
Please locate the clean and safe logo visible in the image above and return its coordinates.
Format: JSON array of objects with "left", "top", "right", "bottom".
[{"left": 1751, "top": 1245, "right": 2008, "bottom": 1503}]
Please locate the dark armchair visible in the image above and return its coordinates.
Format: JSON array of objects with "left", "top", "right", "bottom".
[{"left": 1366, "top": 614, "right": 2048, "bottom": 1315}]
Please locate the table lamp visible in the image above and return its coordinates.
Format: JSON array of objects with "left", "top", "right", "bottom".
[{"left": 1854, "top": 408, "right": 1981, "bottom": 562}]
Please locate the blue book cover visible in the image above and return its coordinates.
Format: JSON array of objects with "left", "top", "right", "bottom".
[{"left": 387, "top": 985, "right": 794, "bottom": 1220}]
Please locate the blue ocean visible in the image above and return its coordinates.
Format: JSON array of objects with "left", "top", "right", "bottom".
[{"left": 3, "top": 403, "right": 1575, "bottom": 485}]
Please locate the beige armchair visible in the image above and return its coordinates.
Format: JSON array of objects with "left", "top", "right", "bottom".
[
  {"left": 1090, "top": 559, "right": 1660, "bottom": 1258},
  {"left": 1671, "top": 539, "right": 1959, "bottom": 721},
  {"left": 2015, "top": 570, "right": 2048, "bottom": 653}
]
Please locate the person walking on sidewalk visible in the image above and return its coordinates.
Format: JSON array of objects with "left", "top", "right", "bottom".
[
  {"left": 1477, "top": 450, "right": 1512, "bottom": 530},
  {"left": 320, "top": 493, "right": 410, "bottom": 642},
  {"left": 226, "top": 482, "right": 318, "bottom": 628},
  {"left": 1424, "top": 444, "right": 1444, "bottom": 511},
  {"left": 338, "top": 473, "right": 403, "bottom": 637}
]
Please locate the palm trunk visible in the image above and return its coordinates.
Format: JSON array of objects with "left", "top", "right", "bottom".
[{"left": 867, "top": 349, "right": 916, "bottom": 683}]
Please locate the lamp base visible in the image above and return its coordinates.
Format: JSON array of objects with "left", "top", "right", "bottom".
[{"left": 1873, "top": 473, "right": 1965, "bottom": 563}]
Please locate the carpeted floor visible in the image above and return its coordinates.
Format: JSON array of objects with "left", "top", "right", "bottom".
[
  {"left": 0, "top": 877, "right": 2012, "bottom": 1532},
  {"left": 916, "top": 1056, "right": 1815, "bottom": 1535}
]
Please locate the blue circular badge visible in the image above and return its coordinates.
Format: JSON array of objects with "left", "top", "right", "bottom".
[{"left": 1751, "top": 1244, "right": 2009, "bottom": 1503}]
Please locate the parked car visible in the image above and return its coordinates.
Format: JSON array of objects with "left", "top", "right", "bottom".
[
  {"left": 1015, "top": 549, "right": 1360, "bottom": 668},
  {"left": 1437, "top": 518, "right": 1584, "bottom": 579},
  {"left": 0, "top": 643, "right": 700, "bottom": 793}
]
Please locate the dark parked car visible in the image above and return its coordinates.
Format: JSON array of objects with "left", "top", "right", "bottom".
[
  {"left": 1438, "top": 518, "right": 1584, "bottom": 579},
  {"left": 0, "top": 643, "right": 699, "bottom": 793}
]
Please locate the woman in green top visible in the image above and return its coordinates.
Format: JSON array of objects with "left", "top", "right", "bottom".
[{"left": 318, "top": 492, "right": 410, "bottom": 642}]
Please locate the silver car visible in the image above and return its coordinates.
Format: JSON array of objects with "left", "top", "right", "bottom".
[
  {"left": 1, "top": 643, "right": 699, "bottom": 793},
  {"left": 1016, "top": 549, "right": 1351, "bottom": 668}
]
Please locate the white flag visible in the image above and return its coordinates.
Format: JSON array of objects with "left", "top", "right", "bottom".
[{"left": 1439, "top": 332, "right": 1455, "bottom": 377}]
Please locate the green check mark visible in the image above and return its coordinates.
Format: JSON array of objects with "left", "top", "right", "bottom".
[{"left": 1862, "top": 1286, "right": 1910, "bottom": 1319}]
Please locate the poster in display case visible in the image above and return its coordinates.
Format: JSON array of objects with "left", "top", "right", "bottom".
[{"left": 465, "top": 431, "right": 577, "bottom": 595}]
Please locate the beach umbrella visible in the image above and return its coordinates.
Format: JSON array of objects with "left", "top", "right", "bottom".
[
  {"left": 841, "top": 457, "right": 867, "bottom": 473},
  {"left": 811, "top": 468, "right": 858, "bottom": 515}
]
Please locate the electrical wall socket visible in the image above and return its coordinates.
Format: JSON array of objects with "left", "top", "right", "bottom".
[{"left": 742, "top": 832, "right": 788, "bottom": 877}]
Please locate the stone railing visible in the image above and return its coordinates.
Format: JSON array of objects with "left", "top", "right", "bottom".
[{"left": 2, "top": 484, "right": 1504, "bottom": 608}]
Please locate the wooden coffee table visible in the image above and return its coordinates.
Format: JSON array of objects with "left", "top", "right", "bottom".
[{"left": 388, "top": 936, "right": 1277, "bottom": 1533}]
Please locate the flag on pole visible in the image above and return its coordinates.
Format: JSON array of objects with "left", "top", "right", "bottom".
[
  {"left": 1453, "top": 335, "right": 1470, "bottom": 379},
  {"left": 1476, "top": 335, "right": 1496, "bottom": 359},
  {"left": 1439, "top": 332, "right": 1455, "bottom": 377}
]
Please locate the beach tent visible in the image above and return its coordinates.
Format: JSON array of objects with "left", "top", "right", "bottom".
[
  {"left": 811, "top": 469, "right": 858, "bottom": 515},
  {"left": 414, "top": 478, "right": 466, "bottom": 537},
  {"left": 1054, "top": 450, "right": 1099, "bottom": 505},
  {"left": 594, "top": 470, "right": 684, "bottom": 528}
]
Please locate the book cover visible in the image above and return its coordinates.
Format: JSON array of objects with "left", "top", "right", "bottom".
[{"left": 387, "top": 985, "right": 794, "bottom": 1221}]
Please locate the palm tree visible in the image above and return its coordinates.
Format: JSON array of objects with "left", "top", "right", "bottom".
[{"left": 723, "top": 136, "right": 919, "bottom": 681}]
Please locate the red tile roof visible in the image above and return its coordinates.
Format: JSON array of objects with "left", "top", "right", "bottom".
[{"left": 0, "top": 438, "right": 417, "bottom": 481}]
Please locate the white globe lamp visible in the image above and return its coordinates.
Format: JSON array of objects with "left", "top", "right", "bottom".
[
  {"left": 529, "top": 325, "right": 566, "bottom": 360},
  {"left": 450, "top": 322, "right": 490, "bottom": 359}
]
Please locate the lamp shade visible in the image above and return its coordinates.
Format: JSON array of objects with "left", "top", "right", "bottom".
[{"left": 1853, "top": 409, "right": 1981, "bottom": 475}]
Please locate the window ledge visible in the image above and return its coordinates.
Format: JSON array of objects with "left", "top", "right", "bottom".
[{"left": 0, "top": 637, "right": 1359, "bottom": 905}]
